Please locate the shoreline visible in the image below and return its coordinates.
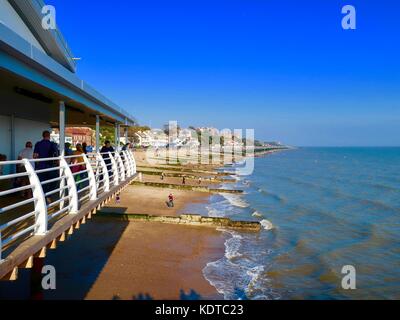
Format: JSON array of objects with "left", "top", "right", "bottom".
[
  {"left": 84, "top": 155, "right": 232, "bottom": 300},
  {"left": 0, "top": 150, "right": 251, "bottom": 300}
]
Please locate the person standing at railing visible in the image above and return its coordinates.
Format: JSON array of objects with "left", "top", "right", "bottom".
[
  {"left": 122, "top": 143, "right": 130, "bottom": 151},
  {"left": 0, "top": 154, "right": 7, "bottom": 192},
  {"left": 65, "top": 142, "right": 73, "bottom": 155},
  {"left": 72, "top": 143, "right": 86, "bottom": 190},
  {"left": 82, "top": 142, "right": 88, "bottom": 154},
  {"left": 100, "top": 140, "right": 115, "bottom": 154},
  {"left": 33, "top": 131, "right": 59, "bottom": 200},
  {"left": 16, "top": 141, "right": 34, "bottom": 198},
  {"left": 100, "top": 140, "right": 115, "bottom": 176}
]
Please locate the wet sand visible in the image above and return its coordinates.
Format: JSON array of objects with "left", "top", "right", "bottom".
[{"left": 85, "top": 221, "right": 225, "bottom": 300}]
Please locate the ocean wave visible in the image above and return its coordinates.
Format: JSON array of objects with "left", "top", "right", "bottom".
[
  {"left": 221, "top": 193, "right": 249, "bottom": 208},
  {"left": 252, "top": 211, "right": 264, "bottom": 218},
  {"left": 203, "top": 184, "right": 277, "bottom": 300},
  {"left": 369, "top": 183, "right": 399, "bottom": 192},
  {"left": 224, "top": 231, "right": 243, "bottom": 260},
  {"left": 203, "top": 229, "right": 277, "bottom": 300},
  {"left": 205, "top": 196, "right": 245, "bottom": 218},
  {"left": 260, "top": 219, "right": 274, "bottom": 230},
  {"left": 359, "top": 198, "right": 400, "bottom": 213},
  {"left": 257, "top": 188, "right": 286, "bottom": 203}
]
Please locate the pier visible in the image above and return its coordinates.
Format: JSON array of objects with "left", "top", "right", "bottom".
[
  {"left": 0, "top": 1, "right": 137, "bottom": 281},
  {"left": 0, "top": 151, "right": 138, "bottom": 281}
]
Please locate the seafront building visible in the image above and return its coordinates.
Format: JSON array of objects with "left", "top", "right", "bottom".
[
  {"left": 134, "top": 129, "right": 168, "bottom": 148},
  {"left": 0, "top": 0, "right": 137, "bottom": 279},
  {"left": 0, "top": 0, "right": 135, "bottom": 159}
]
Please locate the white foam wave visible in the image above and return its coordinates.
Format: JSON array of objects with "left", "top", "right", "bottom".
[
  {"left": 221, "top": 193, "right": 249, "bottom": 208},
  {"left": 224, "top": 231, "right": 243, "bottom": 260},
  {"left": 260, "top": 219, "right": 274, "bottom": 230},
  {"left": 252, "top": 211, "right": 263, "bottom": 218},
  {"left": 203, "top": 229, "right": 278, "bottom": 300}
]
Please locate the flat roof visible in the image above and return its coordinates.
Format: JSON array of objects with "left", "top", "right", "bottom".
[{"left": 0, "top": 2, "right": 136, "bottom": 126}]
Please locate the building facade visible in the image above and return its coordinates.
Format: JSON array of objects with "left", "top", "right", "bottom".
[{"left": 0, "top": 0, "right": 135, "bottom": 166}]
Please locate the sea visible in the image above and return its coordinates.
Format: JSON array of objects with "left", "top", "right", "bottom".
[{"left": 189, "top": 147, "right": 400, "bottom": 300}]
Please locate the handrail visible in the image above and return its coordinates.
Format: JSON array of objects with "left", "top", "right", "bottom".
[
  {"left": 108, "top": 152, "right": 119, "bottom": 186},
  {"left": 0, "top": 150, "right": 136, "bottom": 261}
]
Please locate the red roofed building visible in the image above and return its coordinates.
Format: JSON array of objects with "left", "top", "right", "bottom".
[{"left": 65, "top": 127, "right": 94, "bottom": 146}]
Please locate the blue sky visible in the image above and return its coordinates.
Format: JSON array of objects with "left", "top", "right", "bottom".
[{"left": 50, "top": 0, "right": 400, "bottom": 146}]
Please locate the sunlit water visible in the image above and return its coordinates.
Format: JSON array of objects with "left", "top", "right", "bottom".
[{"left": 190, "top": 148, "right": 400, "bottom": 300}]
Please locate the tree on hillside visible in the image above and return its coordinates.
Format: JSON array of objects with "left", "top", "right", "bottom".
[{"left": 100, "top": 127, "right": 115, "bottom": 145}]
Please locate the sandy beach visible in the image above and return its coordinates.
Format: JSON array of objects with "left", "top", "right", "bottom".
[
  {"left": 85, "top": 220, "right": 225, "bottom": 300},
  {"left": 82, "top": 181, "right": 226, "bottom": 299},
  {"left": 0, "top": 151, "right": 235, "bottom": 300},
  {"left": 101, "top": 184, "right": 209, "bottom": 217}
]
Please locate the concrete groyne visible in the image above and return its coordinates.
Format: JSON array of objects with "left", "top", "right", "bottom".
[
  {"left": 97, "top": 212, "right": 261, "bottom": 232},
  {"left": 130, "top": 181, "right": 243, "bottom": 194},
  {"left": 136, "top": 165, "right": 234, "bottom": 176},
  {"left": 137, "top": 170, "right": 236, "bottom": 182}
]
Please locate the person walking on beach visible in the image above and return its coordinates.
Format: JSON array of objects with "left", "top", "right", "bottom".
[
  {"left": 161, "top": 172, "right": 165, "bottom": 180},
  {"left": 198, "top": 177, "right": 202, "bottom": 185},
  {"left": 182, "top": 175, "right": 186, "bottom": 185},
  {"left": 168, "top": 193, "right": 174, "bottom": 207}
]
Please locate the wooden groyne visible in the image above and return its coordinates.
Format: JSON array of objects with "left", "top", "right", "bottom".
[
  {"left": 130, "top": 181, "right": 243, "bottom": 194},
  {"left": 97, "top": 212, "right": 261, "bottom": 232}
]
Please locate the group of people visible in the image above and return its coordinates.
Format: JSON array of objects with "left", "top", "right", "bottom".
[{"left": 0, "top": 130, "right": 129, "bottom": 200}]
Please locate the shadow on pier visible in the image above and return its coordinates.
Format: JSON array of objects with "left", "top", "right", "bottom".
[{"left": 0, "top": 213, "right": 130, "bottom": 300}]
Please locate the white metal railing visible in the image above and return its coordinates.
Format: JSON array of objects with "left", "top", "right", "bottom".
[{"left": 0, "top": 150, "right": 136, "bottom": 261}]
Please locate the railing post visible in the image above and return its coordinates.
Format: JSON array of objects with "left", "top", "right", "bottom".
[
  {"left": 122, "top": 150, "right": 132, "bottom": 177},
  {"left": 83, "top": 154, "right": 97, "bottom": 200},
  {"left": 125, "top": 150, "right": 133, "bottom": 175},
  {"left": 23, "top": 159, "right": 48, "bottom": 235},
  {"left": 0, "top": 231, "right": 3, "bottom": 262},
  {"left": 60, "top": 157, "right": 79, "bottom": 213},
  {"left": 115, "top": 152, "right": 125, "bottom": 182},
  {"left": 59, "top": 167, "right": 66, "bottom": 210},
  {"left": 128, "top": 150, "right": 137, "bottom": 174},
  {"left": 109, "top": 152, "right": 119, "bottom": 186},
  {"left": 97, "top": 152, "right": 110, "bottom": 192}
]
